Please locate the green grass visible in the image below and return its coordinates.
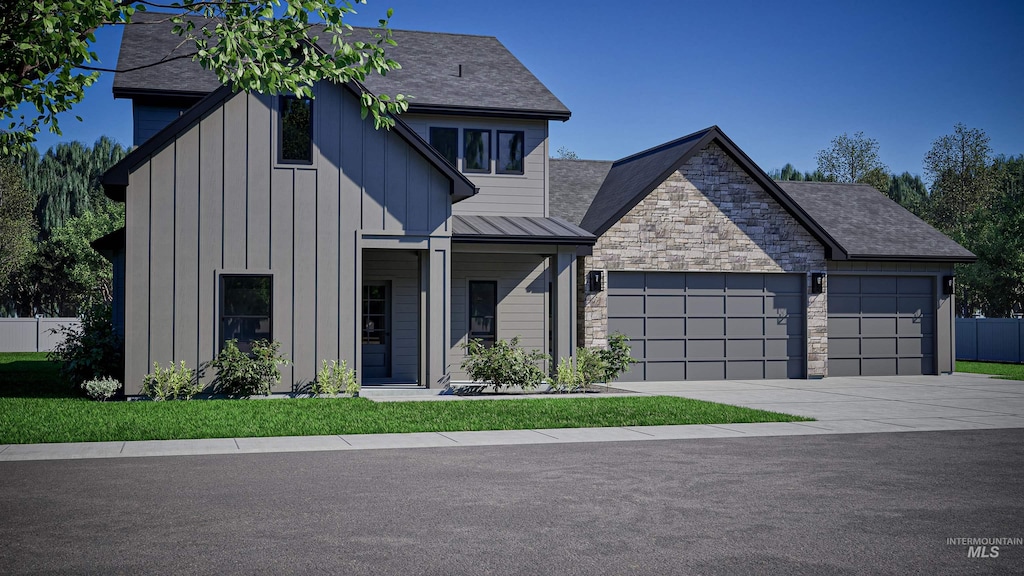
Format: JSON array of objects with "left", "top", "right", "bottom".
[
  {"left": 956, "top": 361, "right": 1024, "bottom": 381},
  {"left": 0, "top": 353, "right": 812, "bottom": 445}
]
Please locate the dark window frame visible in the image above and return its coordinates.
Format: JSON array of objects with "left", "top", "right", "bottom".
[
  {"left": 278, "top": 95, "right": 313, "bottom": 164},
  {"left": 428, "top": 126, "right": 459, "bottom": 168},
  {"left": 496, "top": 130, "right": 525, "bottom": 175},
  {"left": 462, "top": 128, "right": 491, "bottom": 174},
  {"left": 468, "top": 280, "right": 498, "bottom": 348},
  {"left": 219, "top": 274, "right": 274, "bottom": 354}
]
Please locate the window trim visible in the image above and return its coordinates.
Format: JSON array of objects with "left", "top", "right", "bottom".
[
  {"left": 462, "top": 128, "right": 492, "bottom": 174},
  {"left": 495, "top": 130, "right": 525, "bottom": 175},
  {"left": 277, "top": 95, "right": 313, "bottom": 165},
  {"left": 468, "top": 280, "right": 498, "bottom": 348},
  {"left": 217, "top": 271, "right": 274, "bottom": 354}
]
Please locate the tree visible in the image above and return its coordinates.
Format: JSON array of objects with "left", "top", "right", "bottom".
[
  {"left": 0, "top": 158, "right": 37, "bottom": 289},
  {"left": 887, "top": 172, "right": 929, "bottom": 217},
  {"left": 554, "top": 146, "right": 579, "bottom": 160},
  {"left": 1, "top": 1, "right": 407, "bottom": 154},
  {"left": 924, "top": 123, "right": 993, "bottom": 233},
  {"left": 815, "top": 131, "right": 890, "bottom": 191}
]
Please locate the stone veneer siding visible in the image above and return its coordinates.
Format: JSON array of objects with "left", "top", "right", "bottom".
[{"left": 582, "top": 143, "right": 829, "bottom": 377}]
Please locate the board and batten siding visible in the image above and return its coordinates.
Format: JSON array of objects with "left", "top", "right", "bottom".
[
  {"left": 449, "top": 253, "right": 549, "bottom": 380},
  {"left": 401, "top": 114, "right": 549, "bottom": 217},
  {"left": 133, "top": 104, "right": 190, "bottom": 146},
  {"left": 123, "top": 84, "right": 453, "bottom": 394}
]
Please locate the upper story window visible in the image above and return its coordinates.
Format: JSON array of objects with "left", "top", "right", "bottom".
[
  {"left": 279, "top": 96, "right": 312, "bottom": 163},
  {"left": 463, "top": 128, "right": 491, "bottom": 173},
  {"left": 496, "top": 130, "right": 525, "bottom": 174},
  {"left": 429, "top": 127, "right": 458, "bottom": 167}
]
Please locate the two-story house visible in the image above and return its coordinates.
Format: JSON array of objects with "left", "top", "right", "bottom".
[{"left": 96, "top": 14, "right": 975, "bottom": 393}]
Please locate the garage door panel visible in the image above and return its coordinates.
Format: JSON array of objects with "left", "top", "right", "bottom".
[
  {"left": 726, "top": 339, "right": 764, "bottom": 359},
  {"left": 767, "top": 295, "right": 802, "bottom": 314},
  {"left": 727, "top": 317, "right": 763, "bottom": 336},
  {"left": 827, "top": 274, "right": 937, "bottom": 377},
  {"left": 728, "top": 296, "right": 764, "bottom": 315},
  {"left": 617, "top": 362, "right": 645, "bottom": 382},
  {"left": 687, "top": 361, "right": 726, "bottom": 380},
  {"left": 688, "top": 295, "right": 724, "bottom": 316},
  {"left": 726, "top": 274, "right": 766, "bottom": 291},
  {"left": 688, "top": 318, "right": 725, "bottom": 337},
  {"left": 768, "top": 336, "right": 805, "bottom": 357},
  {"left": 764, "top": 315, "right": 803, "bottom": 337},
  {"left": 686, "top": 273, "right": 726, "bottom": 291},
  {"left": 766, "top": 274, "right": 803, "bottom": 293},
  {"left": 647, "top": 318, "right": 685, "bottom": 338},
  {"left": 646, "top": 295, "right": 685, "bottom": 317},
  {"left": 727, "top": 360, "right": 767, "bottom": 379},
  {"left": 898, "top": 296, "right": 932, "bottom": 315},
  {"left": 860, "top": 317, "right": 897, "bottom": 336},
  {"left": 608, "top": 271, "right": 645, "bottom": 291},
  {"left": 608, "top": 317, "right": 645, "bottom": 340},
  {"left": 862, "top": 337, "right": 897, "bottom": 356},
  {"left": 646, "top": 273, "right": 686, "bottom": 291},
  {"left": 646, "top": 361, "right": 686, "bottom": 381},
  {"left": 687, "top": 339, "right": 725, "bottom": 359},
  {"left": 646, "top": 339, "right": 685, "bottom": 360},
  {"left": 608, "top": 294, "right": 645, "bottom": 316}
]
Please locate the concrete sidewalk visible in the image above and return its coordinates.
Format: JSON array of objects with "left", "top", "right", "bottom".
[{"left": 2, "top": 373, "right": 1022, "bottom": 462}]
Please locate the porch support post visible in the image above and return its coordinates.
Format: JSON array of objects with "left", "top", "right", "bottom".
[
  {"left": 552, "top": 245, "right": 578, "bottom": 365},
  {"left": 426, "top": 237, "right": 451, "bottom": 387}
]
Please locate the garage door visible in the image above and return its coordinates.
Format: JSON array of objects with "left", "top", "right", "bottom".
[
  {"left": 607, "top": 272, "right": 806, "bottom": 381},
  {"left": 827, "top": 275, "right": 935, "bottom": 376}
]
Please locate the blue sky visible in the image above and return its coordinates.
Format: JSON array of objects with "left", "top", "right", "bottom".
[{"left": 34, "top": 0, "right": 1024, "bottom": 179}]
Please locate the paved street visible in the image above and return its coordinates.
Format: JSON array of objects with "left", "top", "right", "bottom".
[{"left": 2, "top": 429, "right": 1022, "bottom": 575}]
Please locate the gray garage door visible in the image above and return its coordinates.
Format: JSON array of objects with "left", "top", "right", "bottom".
[
  {"left": 607, "top": 272, "right": 806, "bottom": 381},
  {"left": 827, "top": 275, "right": 935, "bottom": 376}
]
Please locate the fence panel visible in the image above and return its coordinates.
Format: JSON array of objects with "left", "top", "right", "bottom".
[
  {"left": 0, "top": 317, "right": 82, "bottom": 353},
  {"left": 956, "top": 318, "right": 1024, "bottom": 363}
]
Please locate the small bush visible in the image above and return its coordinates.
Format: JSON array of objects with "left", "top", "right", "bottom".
[
  {"left": 141, "top": 361, "right": 202, "bottom": 401},
  {"left": 576, "top": 346, "right": 605, "bottom": 389},
  {"left": 48, "top": 301, "right": 124, "bottom": 391},
  {"left": 208, "top": 339, "right": 291, "bottom": 397},
  {"left": 551, "top": 356, "right": 583, "bottom": 393},
  {"left": 597, "top": 333, "right": 637, "bottom": 383},
  {"left": 82, "top": 377, "right": 121, "bottom": 401},
  {"left": 461, "top": 336, "right": 549, "bottom": 392},
  {"left": 313, "top": 359, "right": 359, "bottom": 396}
]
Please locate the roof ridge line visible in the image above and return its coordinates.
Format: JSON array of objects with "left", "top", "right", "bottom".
[{"left": 612, "top": 125, "right": 718, "bottom": 166}]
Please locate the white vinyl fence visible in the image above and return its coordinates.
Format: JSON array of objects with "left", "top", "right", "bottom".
[
  {"left": 956, "top": 318, "right": 1024, "bottom": 363},
  {"left": 0, "top": 317, "right": 82, "bottom": 353}
]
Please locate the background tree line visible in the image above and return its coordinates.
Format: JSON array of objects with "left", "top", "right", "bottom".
[
  {"left": 0, "top": 137, "right": 127, "bottom": 316},
  {"left": 772, "top": 124, "right": 1024, "bottom": 318}
]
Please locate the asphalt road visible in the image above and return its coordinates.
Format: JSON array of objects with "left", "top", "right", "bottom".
[{"left": 1, "top": 429, "right": 1022, "bottom": 575}]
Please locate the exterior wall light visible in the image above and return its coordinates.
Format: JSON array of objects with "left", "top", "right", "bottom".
[
  {"left": 810, "top": 272, "right": 825, "bottom": 294},
  {"left": 586, "top": 270, "right": 604, "bottom": 293}
]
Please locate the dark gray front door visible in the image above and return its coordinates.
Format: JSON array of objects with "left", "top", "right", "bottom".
[
  {"left": 362, "top": 282, "right": 391, "bottom": 379},
  {"left": 607, "top": 272, "right": 806, "bottom": 381},
  {"left": 827, "top": 275, "right": 935, "bottom": 376}
]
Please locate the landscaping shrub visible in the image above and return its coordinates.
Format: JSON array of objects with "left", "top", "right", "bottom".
[
  {"left": 576, "top": 346, "right": 605, "bottom": 389},
  {"left": 208, "top": 339, "right": 291, "bottom": 397},
  {"left": 313, "top": 359, "right": 359, "bottom": 396},
  {"left": 82, "top": 377, "right": 121, "bottom": 401},
  {"left": 597, "top": 332, "right": 637, "bottom": 382},
  {"left": 141, "top": 361, "right": 202, "bottom": 401},
  {"left": 461, "top": 336, "right": 549, "bottom": 392},
  {"left": 48, "top": 301, "right": 123, "bottom": 391},
  {"left": 551, "top": 356, "right": 583, "bottom": 393}
]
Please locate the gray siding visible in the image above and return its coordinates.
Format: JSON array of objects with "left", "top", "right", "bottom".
[
  {"left": 122, "top": 84, "right": 454, "bottom": 394},
  {"left": 133, "top": 104, "right": 189, "bottom": 146},
  {"left": 450, "top": 253, "right": 549, "bottom": 380},
  {"left": 364, "top": 250, "right": 420, "bottom": 382},
  {"left": 828, "top": 261, "right": 955, "bottom": 374},
  {"left": 402, "top": 114, "right": 549, "bottom": 217}
]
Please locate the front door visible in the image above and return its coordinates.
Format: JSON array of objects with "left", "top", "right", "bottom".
[{"left": 362, "top": 282, "right": 391, "bottom": 380}]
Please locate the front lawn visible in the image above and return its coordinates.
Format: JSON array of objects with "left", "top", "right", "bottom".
[
  {"left": 956, "top": 361, "right": 1024, "bottom": 381},
  {"left": 0, "top": 353, "right": 812, "bottom": 444}
]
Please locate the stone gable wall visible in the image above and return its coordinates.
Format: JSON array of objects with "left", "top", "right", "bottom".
[{"left": 582, "top": 143, "right": 829, "bottom": 377}]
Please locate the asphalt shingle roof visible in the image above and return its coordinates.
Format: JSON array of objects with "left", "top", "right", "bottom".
[
  {"left": 777, "top": 181, "right": 975, "bottom": 261},
  {"left": 113, "top": 13, "right": 570, "bottom": 118},
  {"left": 549, "top": 159, "right": 613, "bottom": 226}
]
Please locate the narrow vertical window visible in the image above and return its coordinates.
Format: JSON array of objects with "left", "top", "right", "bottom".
[
  {"left": 429, "top": 127, "right": 458, "bottom": 167},
  {"left": 468, "top": 281, "right": 497, "bottom": 348},
  {"left": 279, "top": 96, "right": 312, "bottom": 163},
  {"left": 220, "top": 275, "right": 273, "bottom": 353},
  {"left": 496, "top": 130, "right": 525, "bottom": 174},
  {"left": 463, "top": 129, "right": 491, "bottom": 173}
]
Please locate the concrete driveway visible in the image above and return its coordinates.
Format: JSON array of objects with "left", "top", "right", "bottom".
[{"left": 615, "top": 373, "right": 1024, "bottom": 433}]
